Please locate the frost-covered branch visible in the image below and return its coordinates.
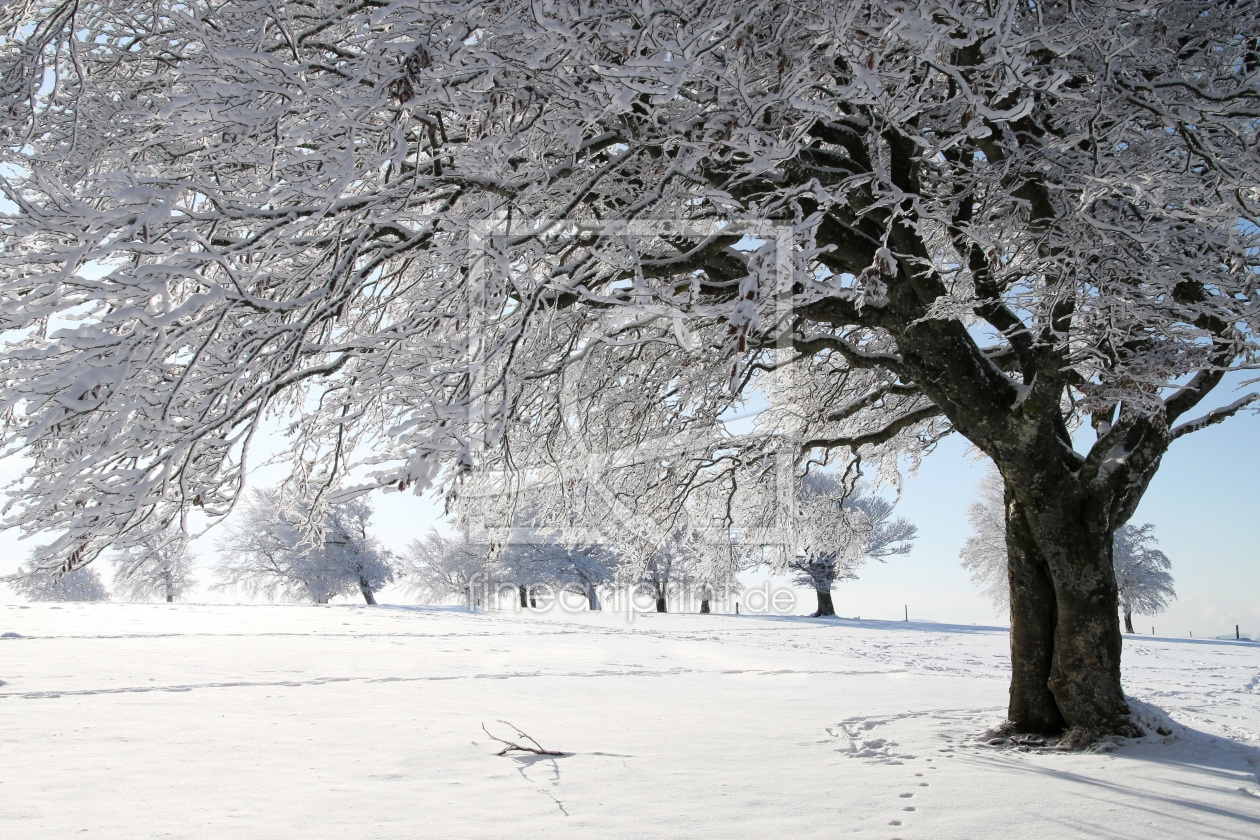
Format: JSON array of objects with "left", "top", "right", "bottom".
[{"left": 1169, "top": 393, "right": 1260, "bottom": 441}]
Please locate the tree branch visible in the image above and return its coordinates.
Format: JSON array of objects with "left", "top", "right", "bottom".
[
  {"left": 801, "top": 404, "right": 943, "bottom": 455},
  {"left": 481, "top": 721, "right": 567, "bottom": 757},
  {"left": 825, "top": 382, "right": 920, "bottom": 423},
  {"left": 1169, "top": 393, "right": 1259, "bottom": 441}
]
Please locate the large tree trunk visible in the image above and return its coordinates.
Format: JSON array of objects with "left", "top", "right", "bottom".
[
  {"left": 699, "top": 598, "right": 710, "bottom": 614},
  {"left": 812, "top": 591, "right": 836, "bottom": 618},
  {"left": 518, "top": 585, "right": 530, "bottom": 609},
  {"left": 586, "top": 582, "right": 601, "bottom": 611},
  {"left": 1123, "top": 609, "right": 1134, "bottom": 634},
  {"left": 655, "top": 597, "right": 667, "bottom": 613},
  {"left": 359, "top": 577, "right": 377, "bottom": 605},
  {"left": 1004, "top": 481, "right": 1138, "bottom": 737}
]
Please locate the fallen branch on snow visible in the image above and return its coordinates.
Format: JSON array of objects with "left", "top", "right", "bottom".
[{"left": 482, "top": 720, "right": 567, "bottom": 756}]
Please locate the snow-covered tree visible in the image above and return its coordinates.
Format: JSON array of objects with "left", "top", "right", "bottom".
[
  {"left": 3, "top": 0, "right": 1258, "bottom": 737},
  {"left": 502, "top": 540, "right": 617, "bottom": 611},
  {"left": 622, "top": 530, "right": 695, "bottom": 614},
  {"left": 320, "top": 497, "right": 397, "bottom": 605},
  {"left": 789, "top": 476, "right": 916, "bottom": 617},
  {"left": 689, "top": 543, "right": 743, "bottom": 615},
  {"left": 959, "top": 469, "right": 1009, "bottom": 610},
  {"left": 109, "top": 536, "right": 197, "bottom": 603},
  {"left": 1113, "top": 524, "right": 1176, "bottom": 635},
  {"left": 9, "top": 564, "right": 108, "bottom": 602},
  {"left": 961, "top": 468, "right": 1176, "bottom": 633},
  {"left": 403, "top": 523, "right": 615, "bottom": 611},
  {"left": 214, "top": 488, "right": 395, "bottom": 604},
  {"left": 448, "top": 477, "right": 624, "bottom": 609},
  {"left": 403, "top": 530, "right": 495, "bottom": 608}
]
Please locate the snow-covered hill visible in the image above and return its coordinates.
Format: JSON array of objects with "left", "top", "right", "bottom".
[{"left": 2, "top": 604, "right": 1258, "bottom": 838}]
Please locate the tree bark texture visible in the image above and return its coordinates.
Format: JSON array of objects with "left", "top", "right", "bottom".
[
  {"left": 813, "top": 591, "right": 836, "bottom": 618},
  {"left": 1004, "top": 494, "right": 1064, "bottom": 734},
  {"left": 1000, "top": 474, "right": 1136, "bottom": 737}
]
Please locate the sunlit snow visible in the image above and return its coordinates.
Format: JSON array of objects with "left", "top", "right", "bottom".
[{"left": 2, "top": 604, "right": 1258, "bottom": 838}]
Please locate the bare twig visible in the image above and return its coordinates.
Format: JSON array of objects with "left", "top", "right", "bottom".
[{"left": 481, "top": 720, "right": 567, "bottom": 756}]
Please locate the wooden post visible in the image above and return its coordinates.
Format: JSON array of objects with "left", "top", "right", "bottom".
[{"left": 904, "top": 604, "right": 908, "bottom": 622}]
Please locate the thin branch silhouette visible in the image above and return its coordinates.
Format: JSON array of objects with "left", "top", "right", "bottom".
[{"left": 482, "top": 721, "right": 567, "bottom": 756}]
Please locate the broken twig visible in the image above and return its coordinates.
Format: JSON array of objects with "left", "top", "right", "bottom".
[{"left": 482, "top": 720, "right": 567, "bottom": 756}]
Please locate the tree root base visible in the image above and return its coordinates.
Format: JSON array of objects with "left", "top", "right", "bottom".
[{"left": 981, "top": 717, "right": 1145, "bottom": 752}]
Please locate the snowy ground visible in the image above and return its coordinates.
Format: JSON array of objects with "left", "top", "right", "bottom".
[{"left": 2, "top": 605, "right": 1259, "bottom": 839}]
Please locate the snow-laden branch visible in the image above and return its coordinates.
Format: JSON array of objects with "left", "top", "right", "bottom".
[{"left": 1169, "top": 393, "right": 1260, "bottom": 441}]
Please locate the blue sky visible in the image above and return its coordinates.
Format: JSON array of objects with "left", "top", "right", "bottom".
[{"left": 839, "top": 410, "right": 1260, "bottom": 637}]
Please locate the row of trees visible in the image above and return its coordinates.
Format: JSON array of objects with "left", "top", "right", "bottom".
[
  {"left": 9, "top": 486, "right": 389, "bottom": 604},
  {"left": 9, "top": 466, "right": 1174, "bottom": 650},
  {"left": 10, "top": 541, "right": 196, "bottom": 602},
  {"left": 8, "top": 472, "right": 920, "bottom": 612},
  {"left": 218, "top": 474, "right": 914, "bottom": 613}
]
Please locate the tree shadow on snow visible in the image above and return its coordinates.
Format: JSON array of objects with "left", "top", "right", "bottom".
[{"left": 966, "top": 704, "right": 1260, "bottom": 836}]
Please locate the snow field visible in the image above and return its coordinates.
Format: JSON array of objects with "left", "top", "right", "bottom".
[{"left": 1, "top": 604, "right": 1259, "bottom": 839}]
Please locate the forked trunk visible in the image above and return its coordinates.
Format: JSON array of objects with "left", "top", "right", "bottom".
[
  {"left": 813, "top": 591, "right": 836, "bottom": 618},
  {"left": 1005, "top": 488, "right": 1137, "bottom": 737}
]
